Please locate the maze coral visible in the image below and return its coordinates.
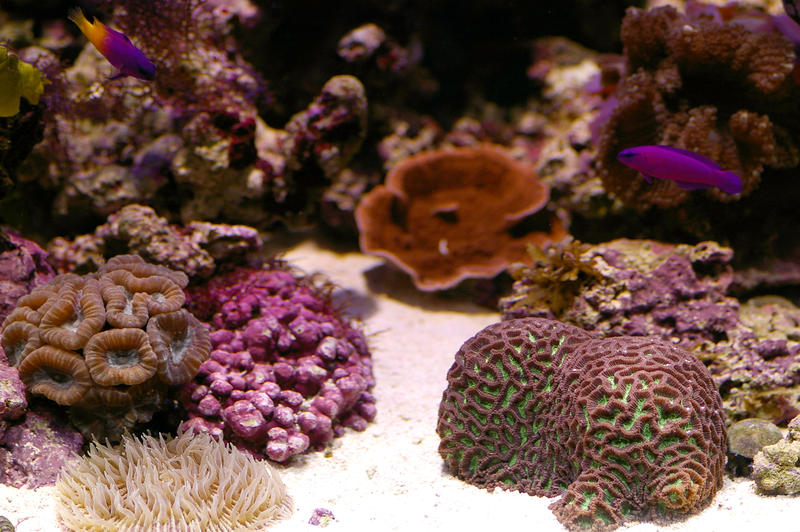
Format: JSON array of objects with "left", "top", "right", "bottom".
[
  {"left": 0, "top": 254, "right": 210, "bottom": 441},
  {"left": 437, "top": 317, "right": 725, "bottom": 531},
  {"left": 500, "top": 238, "right": 800, "bottom": 424}
]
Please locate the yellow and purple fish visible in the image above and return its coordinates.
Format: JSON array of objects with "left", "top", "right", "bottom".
[
  {"left": 617, "top": 145, "right": 742, "bottom": 194},
  {"left": 68, "top": 7, "right": 155, "bottom": 81}
]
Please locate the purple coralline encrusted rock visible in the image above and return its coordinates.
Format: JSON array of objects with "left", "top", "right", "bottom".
[
  {"left": 255, "top": 75, "right": 368, "bottom": 228},
  {"left": 181, "top": 263, "right": 376, "bottom": 462},
  {"left": 309, "top": 507, "right": 335, "bottom": 526},
  {"left": 0, "top": 365, "right": 26, "bottom": 424},
  {"left": 0, "top": 229, "right": 55, "bottom": 326},
  {"left": 0, "top": 407, "right": 83, "bottom": 488},
  {"left": 46, "top": 204, "right": 261, "bottom": 278},
  {"left": 500, "top": 238, "right": 800, "bottom": 425}
]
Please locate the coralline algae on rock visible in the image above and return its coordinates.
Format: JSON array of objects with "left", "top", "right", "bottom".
[
  {"left": 181, "top": 263, "right": 376, "bottom": 462},
  {"left": 46, "top": 203, "right": 261, "bottom": 279},
  {"left": 0, "top": 228, "right": 55, "bottom": 326},
  {"left": 727, "top": 418, "right": 783, "bottom": 476},
  {"left": 501, "top": 238, "right": 800, "bottom": 425},
  {"left": 752, "top": 413, "right": 800, "bottom": 495},
  {"left": 438, "top": 317, "right": 726, "bottom": 531},
  {"left": 0, "top": 407, "right": 83, "bottom": 488}
]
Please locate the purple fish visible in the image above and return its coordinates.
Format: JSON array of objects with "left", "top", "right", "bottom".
[
  {"left": 784, "top": 0, "right": 800, "bottom": 26},
  {"left": 617, "top": 145, "right": 742, "bottom": 194}
]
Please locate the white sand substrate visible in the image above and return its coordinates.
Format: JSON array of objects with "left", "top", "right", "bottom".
[{"left": 0, "top": 237, "right": 797, "bottom": 531}]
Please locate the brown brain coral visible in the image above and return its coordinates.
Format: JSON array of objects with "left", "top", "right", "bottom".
[
  {"left": 596, "top": 6, "right": 800, "bottom": 209},
  {"left": 55, "top": 430, "right": 292, "bottom": 531},
  {"left": 437, "top": 317, "right": 726, "bottom": 531},
  {"left": 1, "top": 254, "right": 210, "bottom": 441},
  {"left": 355, "top": 144, "right": 565, "bottom": 290}
]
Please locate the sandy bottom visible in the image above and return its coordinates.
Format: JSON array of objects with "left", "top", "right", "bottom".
[{"left": 0, "top": 238, "right": 797, "bottom": 531}]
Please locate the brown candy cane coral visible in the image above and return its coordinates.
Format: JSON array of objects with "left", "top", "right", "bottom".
[
  {"left": 1, "top": 254, "right": 210, "bottom": 441},
  {"left": 355, "top": 144, "right": 565, "bottom": 291}
]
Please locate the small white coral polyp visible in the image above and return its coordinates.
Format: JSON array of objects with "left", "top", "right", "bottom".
[{"left": 54, "top": 430, "right": 293, "bottom": 531}]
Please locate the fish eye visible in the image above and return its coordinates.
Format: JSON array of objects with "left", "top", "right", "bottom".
[{"left": 617, "top": 150, "right": 635, "bottom": 158}]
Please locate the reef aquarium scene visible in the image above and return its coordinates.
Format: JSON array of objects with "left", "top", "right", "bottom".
[{"left": 3, "top": 0, "right": 800, "bottom": 530}]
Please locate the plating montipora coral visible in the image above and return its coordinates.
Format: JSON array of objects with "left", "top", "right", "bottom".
[
  {"left": 0, "top": 254, "right": 210, "bottom": 440},
  {"left": 437, "top": 318, "right": 726, "bottom": 531}
]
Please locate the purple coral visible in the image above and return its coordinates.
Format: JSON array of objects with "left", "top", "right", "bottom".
[{"left": 181, "top": 263, "right": 376, "bottom": 462}]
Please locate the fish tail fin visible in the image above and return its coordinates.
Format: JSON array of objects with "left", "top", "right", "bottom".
[
  {"left": 67, "top": 7, "right": 91, "bottom": 33},
  {"left": 719, "top": 170, "right": 743, "bottom": 194}
]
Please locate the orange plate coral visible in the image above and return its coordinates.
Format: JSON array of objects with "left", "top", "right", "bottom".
[{"left": 355, "top": 144, "right": 566, "bottom": 291}]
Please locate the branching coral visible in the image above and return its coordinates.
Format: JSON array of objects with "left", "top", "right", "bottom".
[
  {"left": 55, "top": 430, "right": 292, "bottom": 531},
  {"left": 437, "top": 317, "right": 726, "bottom": 531},
  {"left": 181, "top": 262, "right": 375, "bottom": 462},
  {"left": 0, "top": 254, "right": 210, "bottom": 441},
  {"left": 595, "top": 5, "right": 800, "bottom": 209},
  {"left": 356, "top": 144, "right": 565, "bottom": 291}
]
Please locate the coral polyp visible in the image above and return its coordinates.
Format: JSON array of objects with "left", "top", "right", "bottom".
[{"left": 1, "top": 254, "right": 210, "bottom": 441}]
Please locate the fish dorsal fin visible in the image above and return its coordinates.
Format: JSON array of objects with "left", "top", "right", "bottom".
[{"left": 654, "top": 145, "right": 721, "bottom": 170}]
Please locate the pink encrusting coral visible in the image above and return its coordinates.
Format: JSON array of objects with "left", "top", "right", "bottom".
[
  {"left": 181, "top": 263, "right": 376, "bottom": 462},
  {"left": 0, "top": 228, "right": 55, "bottom": 326}
]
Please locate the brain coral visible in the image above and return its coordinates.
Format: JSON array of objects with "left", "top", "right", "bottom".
[
  {"left": 0, "top": 254, "right": 210, "bottom": 441},
  {"left": 181, "top": 262, "right": 376, "bottom": 462},
  {"left": 499, "top": 238, "right": 800, "bottom": 425},
  {"left": 355, "top": 144, "right": 565, "bottom": 291},
  {"left": 55, "top": 430, "right": 292, "bottom": 531},
  {"left": 437, "top": 317, "right": 726, "bottom": 531}
]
